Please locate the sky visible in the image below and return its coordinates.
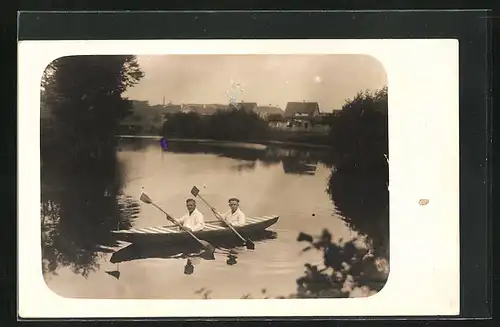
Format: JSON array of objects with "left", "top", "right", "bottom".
[{"left": 123, "top": 54, "right": 387, "bottom": 112}]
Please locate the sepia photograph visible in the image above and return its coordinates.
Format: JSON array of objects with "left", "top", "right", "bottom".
[{"left": 40, "top": 54, "right": 390, "bottom": 300}]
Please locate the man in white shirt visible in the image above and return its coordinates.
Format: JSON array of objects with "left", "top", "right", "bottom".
[
  {"left": 178, "top": 198, "right": 205, "bottom": 232},
  {"left": 216, "top": 197, "right": 246, "bottom": 227}
]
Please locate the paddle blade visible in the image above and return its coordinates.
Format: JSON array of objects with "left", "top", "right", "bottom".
[
  {"left": 105, "top": 270, "right": 121, "bottom": 280},
  {"left": 140, "top": 192, "right": 153, "bottom": 204},
  {"left": 190, "top": 186, "right": 200, "bottom": 197},
  {"left": 201, "top": 248, "right": 216, "bottom": 260},
  {"left": 246, "top": 239, "right": 255, "bottom": 250},
  {"left": 198, "top": 240, "right": 215, "bottom": 259}
]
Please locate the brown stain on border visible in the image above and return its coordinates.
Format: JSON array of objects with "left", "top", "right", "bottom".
[{"left": 418, "top": 199, "right": 429, "bottom": 206}]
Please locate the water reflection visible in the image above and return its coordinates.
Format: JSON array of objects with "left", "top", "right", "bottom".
[
  {"left": 118, "top": 139, "right": 388, "bottom": 259},
  {"left": 120, "top": 139, "right": 334, "bottom": 175},
  {"left": 326, "top": 168, "right": 389, "bottom": 259},
  {"left": 105, "top": 267, "right": 121, "bottom": 280},
  {"left": 42, "top": 136, "right": 389, "bottom": 299},
  {"left": 281, "top": 157, "right": 317, "bottom": 175},
  {"left": 184, "top": 259, "right": 195, "bottom": 275},
  {"left": 41, "top": 150, "right": 140, "bottom": 277}
]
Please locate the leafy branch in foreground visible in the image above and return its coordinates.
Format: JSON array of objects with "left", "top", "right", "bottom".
[
  {"left": 293, "top": 229, "right": 389, "bottom": 298},
  {"left": 195, "top": 229, "right": 389, "bottom": 299}
]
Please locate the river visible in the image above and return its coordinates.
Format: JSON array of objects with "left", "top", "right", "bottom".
[{"left": 41, "top": 138, "right": 389, "bottom": 299}]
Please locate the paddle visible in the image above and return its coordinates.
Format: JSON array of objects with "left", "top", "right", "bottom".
[
  {"left": 139, "top": 192, "right": 215, "bottom": 259},
  {"left": 190, "top": 186, "right": 255, "bottom": 250}
]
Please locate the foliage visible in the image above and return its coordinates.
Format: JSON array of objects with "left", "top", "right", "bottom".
[
  {"left": 292, "top": 229, "right": 389, "bottom": 298},
  {"left": 40, "top": 55, "right": 144, "bottom": 276},
  {"left": 195, "top": 229, "right": 388, "bottom": 300},
  {"left": 41, "top": 55, "right": 144, "bottom": 169},
  {"left": 162, "top": 112, "right": 208, "bottom": 138},
  {"left": 162, "top": 108, "right": 270, "bottom": 141},
  {"left": 328, "top": 86, "right": 388, "bottom": 174},
  {"left": 267, "top": 114, "right": 285, "bottom": 122},
  {"left": 208, "top": 108, "right": 270, "bottom": 140}
]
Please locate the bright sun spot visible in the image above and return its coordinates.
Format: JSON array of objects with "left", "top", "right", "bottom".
[{"left": 314, "top": 76, "right": 322, "bottom": 83}]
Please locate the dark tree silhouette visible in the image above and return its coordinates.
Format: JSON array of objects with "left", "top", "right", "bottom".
[
  {"left": 162, "top": 112, "right": 208, "bottom": 138},
  {"left": 40, "top": 55, "right": 144, "bottom": 277},
  {"left": 162, "top": 107, "right": 270, "bottom": 141},
  {"left": 290, "top": 229, "right": 389, "bottom": 298},
  {"left": 328, "top": 86, "right": 388, "bottom": 174},
  {"left": 325, "top": 86, "right": 389, "bottom": 259}
]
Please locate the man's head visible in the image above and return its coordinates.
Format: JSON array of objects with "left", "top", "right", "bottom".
[
  {"left": 228, "top": 198, "right": 240, "bottom": 212},
  {"left": 186, "top": 198, "right": 196, "bottom": 213}
]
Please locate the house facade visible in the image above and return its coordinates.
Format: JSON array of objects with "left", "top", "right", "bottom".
[
  {"left": 283, "top": 102, "right": 321, "bottom": 129},
  {"left": 254, "top": 105, "right": 284, "bottom": 120}
]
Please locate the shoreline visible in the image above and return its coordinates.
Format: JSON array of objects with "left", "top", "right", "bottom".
[{"left": 116, "top": 135, "right": 332, "bottom": 149}]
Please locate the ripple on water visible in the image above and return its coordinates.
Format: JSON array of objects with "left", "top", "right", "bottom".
[{"left": 209, "top": 229, "right": 323, "bottom": 277}]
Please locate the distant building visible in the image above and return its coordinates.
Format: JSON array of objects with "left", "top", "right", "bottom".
[
  {"left": 204, "top": 104, "right": 230, "bottom": 115},
  {"left": 331, "top": 109, "right": 342, "bottom": 117},
  {"left": 255, "top": 105, "right": 284, "bottom": 120},
  {"left": 163, "top": 104, "right": 182, "bottom": 115},
  {"left": 232, "top": 102, "right": 258, "bottom": 113},
  {"left": 120, "top": 100, "right": 177, "bottom": 135},
  {"left": 284, "top": 102, "right": 321, "bottom": 129},
  {"left": 181, "top": 103, "right": 228, "bottom": 115}
]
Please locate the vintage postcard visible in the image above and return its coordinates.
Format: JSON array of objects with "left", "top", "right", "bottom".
[{"left": 18, "top": 39, "right": 460, "bottom": 318}]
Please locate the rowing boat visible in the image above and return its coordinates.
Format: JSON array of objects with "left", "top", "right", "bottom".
[{"left": 111, "top": 215, "right": 279, "bottom": 245}]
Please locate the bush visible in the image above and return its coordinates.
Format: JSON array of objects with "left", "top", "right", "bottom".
[
  {"left": 162, "top": 108, "right": 270, "bottom": 141},
  {"left": 328, "top": 87, "right": 388, "bottom": 174},
  {"left": 162, "top": 112, "right": 208, "bottom": 138}
]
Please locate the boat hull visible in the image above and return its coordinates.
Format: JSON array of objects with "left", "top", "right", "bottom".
[{"left": 111, "top": 215, "right": 279, "bottom": 245}]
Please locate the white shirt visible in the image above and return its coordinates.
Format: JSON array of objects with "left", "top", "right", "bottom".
[
  {"left": 222, "top": 208, "right": 246, "bottom": 227},
  {"left": 178, "top": 208, "right": 205, "bottom": 232}
]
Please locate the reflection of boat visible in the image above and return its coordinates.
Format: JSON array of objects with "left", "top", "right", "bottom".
[
  {"left": 110, "top": 229, "right": 277, "bottom": 264},
  {"left": 281, "top": 158, "right": 318, "bottom": 175},
  {"left": 111, "top": 215, "right": 279, "bottom": 245},
  {"left": 110, "top": 242, "right": 204, "bottom": 263}
]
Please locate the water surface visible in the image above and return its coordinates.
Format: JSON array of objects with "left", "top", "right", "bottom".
[{"left": 42, "top": 139, "right": 389, "bottom": 299}]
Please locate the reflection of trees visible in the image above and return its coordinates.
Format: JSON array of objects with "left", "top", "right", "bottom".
[
  {"left": 163, "top": 141, "right": 331, "bottom": 175},
  {"left": 326, "top": 169, "right": 389, "bottom": 259},
  {"left": 41, "top": 159, "right": 140, "bottom": 277},
  {"left": 232, "top": 161, "right": 257, "bottom": 172}
]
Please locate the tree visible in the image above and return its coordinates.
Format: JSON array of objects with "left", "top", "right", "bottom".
[
  {"left": 207, "top": 107, "right": 270, "bottom": 141},
  {"left": 328, "top": 86, "right": 388, "bottom": 174},
  {"left": 161, "top": 106, "right": 270, "bottom": 141},
  {"left": 325, "top": 86, "right": 389, "bottom": 262},
  {"left": 162, "top": 112, "right": 208, "bottom": 138},
  {"left": 40, "top": 56, "right": 144, "bottom": 277}
]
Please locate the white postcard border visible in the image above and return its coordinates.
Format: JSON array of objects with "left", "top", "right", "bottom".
[{"left": 18, "top": 39, "right": 460, "bottom": 318}]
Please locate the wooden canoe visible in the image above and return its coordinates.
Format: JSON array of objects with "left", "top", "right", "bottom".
[{"left": 111, "top": 215, "right": 279, "bottom": 245}]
